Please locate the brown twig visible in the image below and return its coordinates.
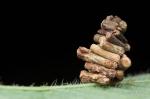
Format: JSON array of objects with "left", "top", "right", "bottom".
[
  {"left": 77, "top": 15, "right": 131, "bottom": 85},
  {"left": 93, "top": 34, "right": 125, "bottom": 55},
  {"left": 77, "top": 47, "right": 118, "bottom": 69},
  {"left": 80, "top": 70, "right": 110, "bottom": 85},
  {"left": 90, "top": 44, "right": 120, "bottom": 62}
]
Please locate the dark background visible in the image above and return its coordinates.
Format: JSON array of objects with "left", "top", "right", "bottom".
[{"left": 1, "top": 3, "right": 150, "bottom": 85}]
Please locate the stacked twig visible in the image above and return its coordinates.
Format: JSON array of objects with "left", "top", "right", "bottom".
[{"left": 77, "top": 15, "right": 131, "bottom": 85}]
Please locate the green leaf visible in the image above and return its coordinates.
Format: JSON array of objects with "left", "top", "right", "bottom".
[{"left": 0, "top": 74, "right": 150, "bottom": 99}]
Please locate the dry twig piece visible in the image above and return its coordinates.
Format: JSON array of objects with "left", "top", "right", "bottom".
[
  {"left": 100, "top": 42, "right": 125, "bottom": 56},
  {"left": 80, "top": 70, "right": 110, "bottom": 85},
  {"left": 119, "top": 54, "right": 131, "bottom": 70},
  {"left": 85, "top": 62, "right": 116, "bottom": 78},
  {"left": 101, "top": 15, "right": 127, "bottom": 33},
  {"left": 84, "top": 62, "right": 124, "bottom": 80},
  {"left": 107, "top": 35, "right": 130, "bottom": 51},
  {"left": 115, "top": 70, "right": 124, "bottom": 81},
  {"left": 93, "top": 34, "right": 125, "bottom": 55},
  {"left": 77, "top": 47, "right": 118, "bottom": 69},
  {"left": 90, "top": 44, "right": 120, "bottom": 62},
  {"left": 115, "top": 33, "right": 128, "bottom": 43},
  {"left": 93, "top": 34, "right": 103, "bottom": 43}
]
